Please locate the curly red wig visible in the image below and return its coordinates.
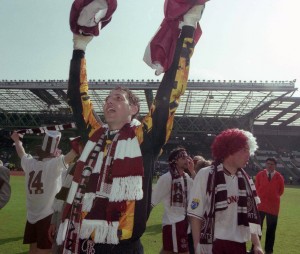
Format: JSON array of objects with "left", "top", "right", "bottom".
[{"left": 211, "top": 128, "right": 258, "bottom": 163}]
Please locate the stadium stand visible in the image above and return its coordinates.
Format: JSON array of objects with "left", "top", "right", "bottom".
[{"left": 1, "top": 79, "right": 300, "bottom": 184}]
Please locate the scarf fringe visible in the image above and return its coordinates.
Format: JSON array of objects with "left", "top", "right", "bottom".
[
  {"left": 249, "top": 222, "right": 262, "bottom": 236},
  {"left": 254, "top": 196, "right": 261, "bottom": 205},
  {"left": 56, "top": 219, "right": 69, "bottom": 245},
  {"left": 107, "top": 221, "right": 119, "bottom": 244},
  {"left": 82, "top": 193, "right": 96, "bottom": 212},
  {"left": 80, "top": 220, "right": 105, "bottom": 240},
  {"left": 109, "top": 176, "right": 143, "bottom": 202},
  {"left": 80, "top": 220, "right": 119, "bottom": 244}
]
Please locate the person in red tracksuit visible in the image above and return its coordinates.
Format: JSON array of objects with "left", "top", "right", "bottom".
[{"left": 255, "top": 157, "right": 284, "bottom": 254}]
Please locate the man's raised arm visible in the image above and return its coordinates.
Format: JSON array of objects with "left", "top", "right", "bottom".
[
  {"left": 139, "top": 4, "right": 206, "bottom": 154},
  {"left": 67, "top": 0, "right": 117, "bottom": 141}
]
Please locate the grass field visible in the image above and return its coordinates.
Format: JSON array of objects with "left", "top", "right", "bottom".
[{"left": 0, "top": 176, "right": 299, "bottom": 253}]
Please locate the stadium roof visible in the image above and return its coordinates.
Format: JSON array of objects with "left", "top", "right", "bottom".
[{"left": 0, "top": 79, "right": 299, "bottom": 131}]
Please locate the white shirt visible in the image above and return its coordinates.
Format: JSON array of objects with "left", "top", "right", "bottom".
[
  {"left": 188, "top": 166, "right": 251, "bottom": 244},
  {"left": 151, "top": 171, "right": 193, "bottom": 225},
  {"left": 21, "top": 154, "right": 68, "bottom": 223}
]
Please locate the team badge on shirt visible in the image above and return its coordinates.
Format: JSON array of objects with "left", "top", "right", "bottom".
[{"left": 190, "top": 198, "right": 200, "bottom": 209}]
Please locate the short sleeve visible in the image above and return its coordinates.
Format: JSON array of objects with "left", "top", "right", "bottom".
[
  {"left": 151, "top": 173, "right": 171, "bottom": 207},
  {"left": 187, "top": 168, "right": 209, "bottom": 219},
  {"left": 47, "top": 155, "right": 68, "bottom": 178},
  {"left": 21, "top": 154, "right": 33, "bottom": 173}
]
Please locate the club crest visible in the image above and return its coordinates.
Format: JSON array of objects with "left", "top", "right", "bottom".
[{"left": 191, "top": 198, "right": 200, "bottom": 209}]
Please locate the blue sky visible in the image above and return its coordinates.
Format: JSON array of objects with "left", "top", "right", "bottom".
[{"left": 1, "top": 0, "right": 299, "bottom": 92}]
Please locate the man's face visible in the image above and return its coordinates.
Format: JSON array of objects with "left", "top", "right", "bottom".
[
  {"left": 175, "top": 151, "right": 189, "bottom": 171},
  {"left": 230, "top": 146, "right": 250, "bottom": 169},
  {"left": 103, "top": 89, "right": 137, "bottom": 129},
  {"left": 266, "top": 160, "right": 276, "bottom": 172}
]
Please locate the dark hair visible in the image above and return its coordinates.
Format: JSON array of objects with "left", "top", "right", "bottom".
[
  {"left": 113, "top": 86, "right": 140, "bottom": 119},
  {"left": 168, "top": 147, "right": 187, "bottom": 165},
  {"left": 266, "top": 157, "right": 277, "bottom": 165}
]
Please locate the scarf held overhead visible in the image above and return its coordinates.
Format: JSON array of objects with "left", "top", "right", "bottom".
[
  {"left": 57, "top": 122, "right": 144, "bottom": 253},
  {"left": 70, "top": 0, "right": 117, "bottom": 36},
  {"left": 143, "top": 0, "right": 207, "bottom": 74}
]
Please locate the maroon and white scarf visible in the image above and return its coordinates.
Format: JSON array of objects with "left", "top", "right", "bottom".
[
  {"left": 70, "top": 0, "right": 117, "bottom": 36},
  {"left": 16, "top": 122, "right": 76, "bottom": 134},
  {"left": 200, "top": 164, "right": 261, "bottom": 248},
  {"left": 169, "top": 165, "right": 188, "bottom": 214},
  {"left": 143, "top": 0, "right": 207, "bottom": 74},
  {"left": 57, "top": 122, "right": 144, "bottom": 253}
]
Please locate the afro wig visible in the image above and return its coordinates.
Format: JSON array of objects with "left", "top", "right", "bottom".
[{"left": 211, "top": 128, "right": 258, "bottom": 163}]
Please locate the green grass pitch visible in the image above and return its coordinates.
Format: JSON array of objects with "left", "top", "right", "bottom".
[{"left": 0, "top": 176, "right": 299, "bottom": 253}]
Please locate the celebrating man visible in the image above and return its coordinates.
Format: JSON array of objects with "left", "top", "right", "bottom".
[{"left": 56, "top": 1, "right": 207, "bottom": 253}]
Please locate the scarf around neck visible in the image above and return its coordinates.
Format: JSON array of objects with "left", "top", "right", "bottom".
[
  {"left": 169, "top": 166, "right": 188, "bottom": 214},
  {"left": 57, "top": 122, "right": 144, "bottom": 253},
  {"left": 200, "top": 164, "right": 261, "bottom": 247}
]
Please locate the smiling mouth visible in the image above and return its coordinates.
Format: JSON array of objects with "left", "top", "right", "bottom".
[{"left": 107, "top": 108, "right": 116, "bottom": 113}]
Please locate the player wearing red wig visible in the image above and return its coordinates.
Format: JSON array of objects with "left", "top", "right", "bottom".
[
  {"left": 211, "top": 128, "right": 258, "bottom": 164},
  {"left": 188, "top": 129, "right": 264, "bottom": 254}
]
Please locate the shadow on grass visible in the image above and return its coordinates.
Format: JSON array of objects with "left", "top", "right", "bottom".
[
  {"left": 0, "top": 236, "right": 23, "bottom": 245},
  {"left": 145, "top": 223, "right": 162, "bottom": 236}
]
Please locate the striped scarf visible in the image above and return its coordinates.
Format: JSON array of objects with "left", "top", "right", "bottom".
[
  {"left": 16, "top": 122, "right": 76, "bottom": 134},
  {"left": 169, "top": 166, "right": 188, "bottom": 214},
  {"left": 52, "top": 163, "right": 76, "bottom": 214},
  {"left": 200, "top": 164, "right": 261, "bottom": 247},
  {"left": 57, "top": 122, "right": 144, "bottom": 253}
]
